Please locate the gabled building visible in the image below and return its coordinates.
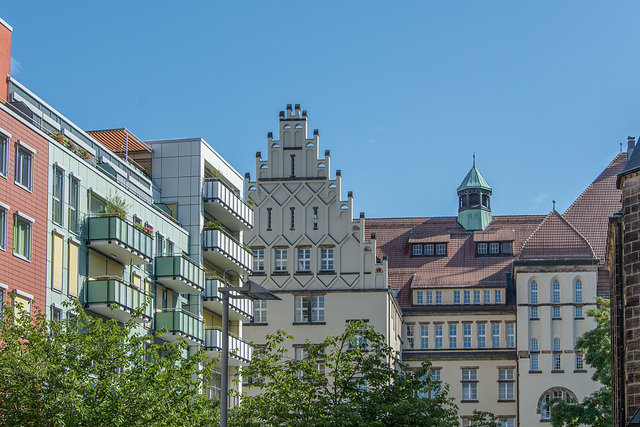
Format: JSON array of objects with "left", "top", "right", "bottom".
[{"left": 243, "top": 105, "right": 402, "bottom": 375}]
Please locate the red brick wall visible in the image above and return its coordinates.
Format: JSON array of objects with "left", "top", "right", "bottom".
[
  {"left": 0, "top": 21, "right": 11, "bottom": 100},
  {"left": 0, "top": 106, "right": 49, "bottom": 313}
]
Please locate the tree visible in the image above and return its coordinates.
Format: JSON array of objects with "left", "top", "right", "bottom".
[
  {"left": 231, "top": 322, "right": 501, "bottom": 427},
  {"left": 0, "top": 298, "right": 219, "bottom": 426},
  {"left": 549, "top": 297, "right": 611, "bottom": 427}
]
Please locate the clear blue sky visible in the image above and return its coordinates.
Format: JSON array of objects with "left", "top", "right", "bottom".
[{"left": 3, "top": 2, "right": 639, "bottom": 218}]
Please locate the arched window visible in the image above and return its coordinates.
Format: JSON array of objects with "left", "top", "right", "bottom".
[
  {"left": 552, "top": 280, "right": 561, "bottom": 304},
  {"left": 538, "top": 388, "right": 577, "bottom": 421},
  {"left": 575, "top": 279, "right": 583, "bottom": 304},
  {"left": 530, "top": 281, "right": 538, "bottom": 304}
]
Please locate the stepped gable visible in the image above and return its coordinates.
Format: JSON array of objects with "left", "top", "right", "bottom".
[
  {"left": 563, "top": 153, "right": 626, "bottom": 296},
  {"left": 519, "top": 210, "right": 595, "bottom": 261},
  {"left": 367, "top": 215, "right": 544, "bottom": 309}
]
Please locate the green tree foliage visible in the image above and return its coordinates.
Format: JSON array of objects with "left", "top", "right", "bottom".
[
  {"left": 550, "top": 297, "right": 611, "bottom": 427},
  {"left": 0, "top": 298, "right": 219, "bottom": 426},
  {"left": 231, "top": 322, "right": 501, "bottom": 427}
]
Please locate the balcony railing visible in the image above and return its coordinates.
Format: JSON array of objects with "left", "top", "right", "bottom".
[
  {"left": 154, "top": 308, "right": 204, "bottom": 345},
  {"left": 203, "top": 178, "right": 253, "bottom": 231},
  {"left": 84, "top": 277, "right": 152, "bottom": 323},
  {"left": 202, "top": 229, "right": 252, "bottom": 273},
  {"left": 204, "top": 327, "right": 252, "bottom": 366},
  {"left": 203, "top": 277, "right": 253, "bottom": 321},
  {"left": 155, "top": 254, "right": 205, "bottom": 295},
  {"left": 86, "top": 215, "right": 153, "bottom": 265}
]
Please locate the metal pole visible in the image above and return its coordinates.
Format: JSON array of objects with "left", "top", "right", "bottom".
[{"left": 220, "top": 272, "right": 230, "bottom": 427}]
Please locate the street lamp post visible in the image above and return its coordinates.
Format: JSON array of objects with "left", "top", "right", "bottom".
[{"left": 219, "top": 269, "right": 280, "bottom": 427}]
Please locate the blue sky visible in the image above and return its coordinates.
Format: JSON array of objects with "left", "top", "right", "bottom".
[{"left": 3, "top": 2, "right": 640, "bottom": 218}]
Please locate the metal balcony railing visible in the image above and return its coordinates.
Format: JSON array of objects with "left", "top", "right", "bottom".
[
  {"left": 203, "top": 178, "right": 253, "bottom": 230},
  {"left": 154, "top": 308, "right": 205, "bottom": 345},
  {"left": 87, "top": 215, "right": 153, "bottom": 264},
  {"left": 202, "top": 229, "right": 252, "bottom": 273},
  {"left": 84, "top": 277, "right": 152, "bottom": 322},
  {"left": 155, "top": 254, "right": 205, "bottom": 294}
]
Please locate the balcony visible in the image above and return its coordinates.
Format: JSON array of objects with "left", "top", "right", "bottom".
[
  {"left": 84, "top": 277, "right": 152, "bottom": 323},
  {"left": 155, "top": 255, "right": 205, "bottom": 295},
  {"left": 202, "top": 229, "right": 252, "bottom": 273},
  {"left": 204, "top": 327, "right": 252, "bottom": 366},
  {"left": 203, "top": 178, "right": 254, "bottom": 232},
  {"left": 154, "top": 308, "right": 205, "bottom": 346},
  {"left": 86, "top": 215, "right": 153, "bottom": 265},
  {"left": 203, "top": 277, "right": 253, "bottom": 322}
]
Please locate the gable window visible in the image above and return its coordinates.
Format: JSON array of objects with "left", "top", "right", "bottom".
[
  {"left": 297, "top": 248, "right": 310, "bottom": 272},
  {"left": 425, "top": 291, "right": 433, "bottom": 304},
  {"left": 473, "top": 290, "right": 480, "bottom": 304},
  {"left": 68, "top": 178, "right": 79, "bottom": 233},
  {"left": 52, "top": 167, "right": 64, "bottom": 225},
  {"left": 495, "top": 289, "right": 502, "bottom": 304},
  {"left": 477, "top": 241, "right": 513, "bottom": 256},
  {"left": 489, "top": 243, "right": 499, "bottom": 254},
  {"left": 484, "top": 290, "right": 490, "bottom": 304},
  {"left": 416, "top": 291, "right": 423, "bottom": 305},
  {"left": 294, "top": 295, "right": 325, "bottom": 323},
  {"left": 321, "top": 248, "right": 334, "bottom": 271},
  {"left": 412, "top": 244, "right": 422, "bottom": 256},
  {"left": 253, "top": 249, "right": 265, "bottom": 272},
  {"left": 477, "top": 243, "right": 487, "bottom": 254},
  {"left": 15, "top": 145, "right": 33, "bottom": 191},
  {"left": 274, "top": 249, "right": 288, "bottom": 272},
  {"left": 463, "top": 290, "right": 470, "bottom": 304},
  {"left": 435, "top": 291, "right": 442, "bottom": 305}
]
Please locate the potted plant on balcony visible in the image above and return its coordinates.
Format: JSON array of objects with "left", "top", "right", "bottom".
[
  {"left": 203, "top": 220, "right": 225, "bottom": 232},
  {"left": 100, "top": 194, "right": 129, "bottom": 220}
]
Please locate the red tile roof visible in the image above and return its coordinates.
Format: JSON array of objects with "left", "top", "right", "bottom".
[{"left": 519, "top": 210, "right": 595, "bottom": 260}]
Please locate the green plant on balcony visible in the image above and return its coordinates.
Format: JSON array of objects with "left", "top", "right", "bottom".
[
  {"left": 242, "top": 243, "right": 253, "bottom": 254},
  {"left": 247, "top": 198, "right": 256, "bottom": 207},
  {"left": 53, "top": 132, "right": 91, "bottom": 161},
  {"left": 100, "top": 194, "right": 129, "bottom": 220},
  {"left": 203, "top": 220, "right": 225, "bottom": 232},
  {"left": 134, "top": 221, "right": 153, "bottom": 236}
]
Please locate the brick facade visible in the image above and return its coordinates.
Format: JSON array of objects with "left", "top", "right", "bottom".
[{"left": 0, "top": 105, "right": 50, "bottom": 312}]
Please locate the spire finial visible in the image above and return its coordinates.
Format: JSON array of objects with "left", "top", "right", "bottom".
[
  {"left": 552, "top": 200, "right": 556, "bottom": 211},
  {"left": 473, "top": 152, "right": 476, "bottom": 167},
  {"left": 621, "top": 142, "right": 623, "bottom": 153}
]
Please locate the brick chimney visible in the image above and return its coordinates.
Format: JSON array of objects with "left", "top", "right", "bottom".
[
  {"left": 628, "top": 136, "right": 636, "bottom": 161},
  {"left": 0, "top": 18, "right": 12, "bottom": 101}
]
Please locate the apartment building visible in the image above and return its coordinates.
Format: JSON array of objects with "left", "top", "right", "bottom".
[{"left": 243, "top": 105, "right": 402, "bottom": 373}]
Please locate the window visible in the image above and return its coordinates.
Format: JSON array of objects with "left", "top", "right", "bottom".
[
  {"left": 68, "top": 240, "right": 79, "bottom": 297},
  {"left": 435, "top": 291, "right": 442, "bottom": 305},
  {"left": 89, "top": 192, "right": 106, "bottom": 215},
  {"left": 253, "top": 299, "right": 267, "bottom": 323},
  {"left": 531, "top": 354, "right": 539, "bottom": 371},
  {"left": 477, "top": 324, "right": 486, "bottom": 348},
  {"left": 461, "top": 369, "right": 478, "bottom": 401},
  {"left": 553, "top": 306, "right": 561, "bottom": 318},
  {"left": 463, "top": 324, "right": 471, "bottom": 348},
  {"left": 0, "top": 132, "right": 7, "bottom": 177},
  {"left": 553, "top": 338, "right": 562, "bottom": 370},
  {"left": 477, "top": 241, "right": 513, "bottom": 256},
  {"left": 68, "top": 178, "right": 79, "bottom": 233},
  {"left": 290, "top": 155, "right": 295, "bottom": 177},
  {"left": 313, "top": 207, "right": 318, "bottom": 230},
  {"left": 267, "top": 208, "right": 272, "bottom": 230},
  {"left": 424, "top": 244, "right": 434, "bottom": 255},
  {"left": 294, "top": 295, "right": 324, "bottom": 323},
  {"left": 14, "top": 215, "right": 32, "bottom": 261},
  {"left": 321, "top": 248, "right": 334, "bottom": 271},
  {"left": 156, "top": 233, "right": 164, "bottom": 256},
  {"left": 506, "top": 323, "right": 515, "bottom": 348},
  {"left": 275, "top": 249, "right": 287, "bottom": 272},
  {"left": 435, "top": 324, "right": 443, "bottom": 349},
  {"left": 500, "top": 242, "right": 513, "bottom": 255},
  {"left": 484, "top": 290, "right": 490, "bottom": 304},
  {"left": 416, "top": 291, "right": 423, "bottom": 305},
  {"left": 532, "top": 339, "right": 539, "bottom": 355},
  {"left": 553, "top": 280, "right": 561, "bottom": 304},
  {"left": 499, "top": 418, "right": 515, "bottom": 427},
  {"left": 492, "top": 323, "right": 500, "bottom": 348},
  {"left": 420, "top": 324, "right": 428, "bottom": 349},
  {"left": 52, "top": 233, "right": 64, "bottom": 292},
  {"left": 575, "top": 306, "right": 583, "bottom": 318},
  {"left": 495, "top": 289, "right": 502, "bottom": 304},
  {"left": 498, "top": 369, "right": 514, "bottom": 400},
  {"left": 52, "top": 167, "right": 64, "bottom": 225},
  {"left": 0, "top": 206, "right": 6, "bottom": 250},
  {"left": 530, "top": 281, "right": 538, "bottom": 304},
  {"left": 530, "top": 306, "right": 539, "bottom": 319},
  {"left": 489, "top": 243, "right": 499, "bottom": 254},
  {"left": 463, "top": 290, "right": 470, "bottom": 304},
  {"left": 435, "top": 244, "right": 446, "bottom": 255},
  {"left": 406, "top": 324, "right": 415, "bottom": 349},
  {"left": 449, "top": 324, "right": 457, "bottom": 348},
  {"left": 426, "top": 291, "right": 433, "bottom": 305},
  {"left": 15, "top": 146, "right": 33, "bottom": 190},
  {"left": 553, "top": 338, "right": 561, "bottom": 351},
  {"left": 166, "top": 240, "right": 174, "bottom": 254},
  {"left": 477, "top": 243, "right": 487, "bottom": 254},
  {"left": 576, "top": 352, "right": 584, "bottom": 370},
  {"left": 412, "top": 244, "right": 422, "bottom": 256},
  {"left": 454, "top": 290, "right": 461, "bottom": 304},
  {"left": 575, "top": 279, "right": 583, "bottom": 303},
  {"left": 290, "top": 207, "right": 295, "bottom": 230},
  {"left": 253, "top": 249, "right": 264, "bottom": 272},
  {"left": 298, "top": 249, "right": 310, "bottom": 271},
  {"left": 0, "top": 287, "right": 5, "bottom": 316},
  {"left": 474, "top": 290, "right": 480, "bottom": 304},
  {"left": 52, "top": 306, "right": 63, "bottom": 321}
]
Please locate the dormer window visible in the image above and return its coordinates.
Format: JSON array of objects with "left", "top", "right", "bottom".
[
  {"left": 411, "top": 243, "right": 447, "bottom": 258},
  {"left": 477, "top": 241, "right": 512, "bottom": 257}
]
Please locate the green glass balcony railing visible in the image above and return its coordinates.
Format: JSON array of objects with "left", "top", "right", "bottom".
[
  {"left": 84, "top": 277, "right": 153, "bottom": 322},
  {"left": 154, "top": 309, "right": 205, "bottom": 344},
  {"left": 87, "top": 215, "right": 153, "bottom": 264},
  {"left": 155, "top": 255, "right": 205, "bottom": 294}
]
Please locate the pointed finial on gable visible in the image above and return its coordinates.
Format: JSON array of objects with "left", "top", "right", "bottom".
[
  {"left": 473, "top": 152, "right": 476, "bottom": 167},
  {"left": 552, "top": 200, "right": 556, "bottom": 211}
]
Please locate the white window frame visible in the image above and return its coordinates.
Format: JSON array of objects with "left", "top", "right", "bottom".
[
  {"left": 463, "top": 323, "right": 471, "bottom": 348},
  {"left": 489, "top": 242, "right": 499, "bottom": 254},
  {"left": 477, "top": 243, "right": 487, "bottom": 254},
  {"left": 68, "top": 177, "right": 79, "bottom": 234},
  {"left": 575, "top": 279, "right": 583, "bottom": 303},
  {"left": 15, "top": 144, "right": 34, "bottom": 191},
  {"left": 464, "top": 290, "right": 470, "bottom": 304},
  {"left": 426, "top": 291, "right": 433, "bottom": 305},
  {"left": 406, "top": 324, "right": 415, "bottom": 349},
  {"left": 454, "top": 290, "right": 460, "bottom": 304},
  {"left": 449, "top": 324, "right": 457, "bottom": 349},
  {"left": 530, "top": 281, "right": 538, "bottom": 304},
  {"left": 553, "top": 280, "right": 561, "bottom": 304},
  {"left": 412, "top": 244, "right": 422, "bottom": 256},
  {"left": 477, "top": 324, "right": 486, "bottom": 348},
  {"left": 298, "top": 248, "right": 311, "bottom": 272},
  {"left": 310, "top": 295, "right": 324, "bottom": 322},
  {"left": 553, "top": 306, "right": 561, "bottom": 318},
  {"left": 420, "top": 324, "right": 428, "bottom": 349},
  {"left": 252, "top": 249, "right": 265, "bottom": 272},
  {"left": 13, "top": 213, "right": 33, "bottom": 261},
  {"left": 294, "top": 294, "right": 325, "bottom": 323},
  {"left": 424, "top": 244, "right": 434, "bottom": 255},
  {"left": 484, "top": 289, "right": 490, "bottom": 304},
  {"left": 461, "top": 369, "right": 478, "bottom": 401},
  {"left": 435, "top": 291, "right": 442, "bottom": 305},
  {"left": 320, "top": 248, "right": 334, "bottom": 271},
  {"left": 530, "top": 306, "right": 539, "bottom": 319},
  {"left": 435, "top": 244, "right": 446, "bottom": 255},
  {"left": 495, "top": 289, "right": 502, "bottom": 304},
  {"left": 253, "top": 299, "right": 267, "bottom": 323},
  {"left": 52, "top": 167, "right": 64, "bottom": 226},
  {"left": 416, "top": 290, "right": 423, "bottom": 305},
  {"left": 0, "top": 203, "right": 7, "bottom": 251},
  {"left": 531, "top": 353, "right": 539, "bottom": 371},
  {"left": 275, "top": 249, "right": 288, "bottom": 272},
  {"left": 434, "top": 324, "right": 443, "bottom": 349},
  {"left": 0, "top": 130, "right": 8, "bottom": 178},
  {"left": 506, "top": 323, "right": 515, "bottom": 348},
  {"left": 492, "top": 323, "right": 500, "bottom": 348},
  {"left": 473, "top": 290, "right": 480, "bottom": 304},
  {"left": 294, "top": 295, "right": 308, "bottom": 323},
  {"left": 576, "top": 352, "right": 584, "bottom": 370}
]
